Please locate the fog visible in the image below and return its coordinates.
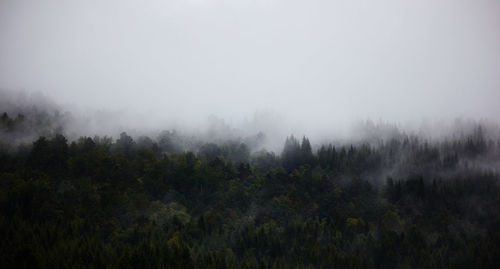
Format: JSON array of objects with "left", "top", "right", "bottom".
[{"left": 1, "top": 0, "right": 500, "bottom": 141}]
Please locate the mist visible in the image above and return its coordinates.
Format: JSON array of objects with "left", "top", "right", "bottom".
[
  {"left": 1, "top": 0, "right": 500, "bottom": 133},
  {"left": 1, "top": 0, "right": 500, "bottom": 208},
  {"left": 2, "top": 2, "right": 500, "bottom": 266}
]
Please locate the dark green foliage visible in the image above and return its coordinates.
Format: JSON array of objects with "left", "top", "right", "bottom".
[
  {"left": 282, "top": 135, "right": 316, "bottom": 171},
  {"left": 1, "top": 122, "right": 500, "bottom": 268}
]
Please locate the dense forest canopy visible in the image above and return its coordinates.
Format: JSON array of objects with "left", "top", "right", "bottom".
[
  {"left": 2, "top": 0, "right": 500, "bottom": 267},
  {"left": 1, "top": 106, "right": 499, "bottom": 268}
]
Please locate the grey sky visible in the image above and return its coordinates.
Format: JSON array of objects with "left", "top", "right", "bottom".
[{"left": 1, "top": 0, "right": 499, "bottom": 131}]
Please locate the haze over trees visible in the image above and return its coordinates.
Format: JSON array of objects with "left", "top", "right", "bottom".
[
  {"left": 1, "top": 107, "right": 499, "bottom": 268},
  {"left": 1, "top": 0, "right": 500, "bottom": 267}
]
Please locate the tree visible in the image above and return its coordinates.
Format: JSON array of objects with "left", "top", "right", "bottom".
[
  {"left": 300, "top": 136, "right": 314, "bottom": 165},
  {"left": 116, "top": 132, "right": 135, "bottom": 158}
]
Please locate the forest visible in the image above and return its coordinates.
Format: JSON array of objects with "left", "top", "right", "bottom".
[{"left": 1, "top": 110, "right": 500, "bottom": 268}]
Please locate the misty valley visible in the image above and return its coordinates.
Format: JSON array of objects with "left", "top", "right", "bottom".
[{"left": 1, "top": 108, "right": 499, "bottom": 269}]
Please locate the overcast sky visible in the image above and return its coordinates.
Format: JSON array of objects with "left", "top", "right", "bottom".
[{"left": 1, "top": 0, "right": 499, "bottom": 130}]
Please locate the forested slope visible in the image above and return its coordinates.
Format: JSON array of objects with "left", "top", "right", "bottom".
[{"left": 1, "top": 112, "right": 499, "bottom": 268}]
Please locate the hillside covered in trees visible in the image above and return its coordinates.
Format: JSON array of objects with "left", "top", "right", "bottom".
[
  {"left": 2, "top": 0, "right": 500, "bottom": 267},
  {"left": 1, "top": 110, "right": 500, "bottom": 268}
]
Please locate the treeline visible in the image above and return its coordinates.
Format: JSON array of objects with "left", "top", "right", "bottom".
[
  {"left": 0, "top": 109, "right": 69, "bottom": 149},
  {"left": 1, "top": 114, "right": 500, "bottom": 268}
]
